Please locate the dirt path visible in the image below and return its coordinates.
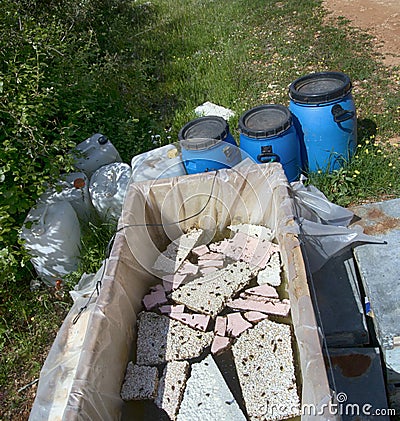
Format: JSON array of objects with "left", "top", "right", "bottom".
[{"left": 323, "top": 0, "right": 400, "bottom": 67}]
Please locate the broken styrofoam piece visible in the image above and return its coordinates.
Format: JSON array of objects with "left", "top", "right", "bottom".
[
  {"left": 177, "top": 354, "right": 246, "bottom": 421},
  {"left": 198, "top": 252, "right": 224, "bottom": 261},
  {"left": 194, "top": 101, "right": 235, "bottom": 121},
  {"left": 211, "top": 335, "right": 231, "bottom": 356},
  {"left": 120, "top": 362, "right": 159, "bottom": 401},
  {"left": 227, "top": 297, "right": 290, "bottom": 317},
  {"left": 243, "top": 311, "right": 269, "bottom": 323},
  {"left": 256, "top": 252, "right": 281, "bottom": 286},
  {"left": 226, "top": 312, "right": 252, "bottom": 338},
  {"left": 163, "top": 273, "right": 188, "bottom": 292},
  {"left": 168, "top": 312, "right": 211, "bottom": 332},
  {"left": 200, "top": 267, "right": 219, "bottom": 276},
  {"left": 159, "top": 304, "right": 185, "bottom": 315},
  {"left": 228, "top": 223, "right": 274, "bottom": 242},
  {"left": 243, "top": 284, "right": 279, "bottom": 299},
  {"left": 155, "top": 361, "right": 190, "bottom": 421},
  {"left": 192, "top": 244, "right": 209, "bottom": 257},
  {"left": 153, "top": 229, "right": 204, "bottom": 274},
  {"left": 197, "top": 259, "right": 224, "bottom": 268},
  {"left": 136, "top": 312, "right": 213, "bottom": 365},
  {"left": 142, "top": 286, "right": 168, "bottom": 310},
  {"left": 210, "top": 231, "right": 279, "bottom": 269},
  {"left": 177, "top": 261, "right": 199, "bottom": 276},
  {"left": 232, "top": 319, "right": 300, "bottom": 421},
  {"left": 170, "top": 261, "right": 257, "bottom": 317},
  {"left": 214, "top": 316, "right": 227, "bottom": 336}
]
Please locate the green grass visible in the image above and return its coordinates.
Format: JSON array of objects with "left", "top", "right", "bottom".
[{"left": 1, "top": 0, "right": 400, "bottom": 417}]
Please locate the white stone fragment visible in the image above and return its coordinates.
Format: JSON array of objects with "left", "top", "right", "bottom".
[
  {"left": 194, "top": 101, "right": 235, "bottom": 120},
  {"left": 228, "top": 223, "right": 274, "bottom": 241},
  {"left": 120, "top": 362, "right": 158, "bottom": 401},
  {"left": 177, "top": 354, "right": 246, "bottom": 421},
  {"left": 232, "top": 319, "right": 300, "bottom": 421},
  {"left": 155, "top": 361, "right": 189, "bottom": 421},
  {"left": 257, "top": 252, "right": 282, "bottom": 286},
  {"left": 170, "top": 261, "right": 257, "bottom": 317},
  {"left": 136, "top": 312, "right": 213, "bottom": 365},
  {"left": 153, "top": 229, "right": 204, "bottom": 274}
]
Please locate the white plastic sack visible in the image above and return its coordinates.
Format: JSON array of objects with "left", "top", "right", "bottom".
[
  {"left": 130, "top": 143, "right": 186, "bottom": 182},
  {"left": 89, "top": 162, "right": 132, "bottom": 221},
  {"left": 20, "top": 201, "right": 81, "bottom": 286}
]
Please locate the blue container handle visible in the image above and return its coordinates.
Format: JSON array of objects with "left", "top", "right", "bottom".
[
  {"left": 331, "top": 104, "right": 355, "bottom": 123},
  {"left": 257, "top": 146, "right": 281, "bottom": 163}
]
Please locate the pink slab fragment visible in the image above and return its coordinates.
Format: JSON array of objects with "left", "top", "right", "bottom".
[
  {"left": 210, "top": 232, "right": 279, "bottom": 269},
  {"left": 197, "top": 259, "right": 224, "bottom": 268},
  {"left": 227, "top": 297, "right": 290, "bottom": 317},
  {"left": 214, "top": 316, "right": 227, "bottom": 336},
  {"left": 226, "top": 312, "right": 252, "bottom": 338},
  {"left": 200, "top": 266, "right": 219, "bottom": 274},
  {"left": 177, "top": 261, "right": 199, "bottom": 276},
  {"left": 150, "top": 284, "right": 165, "bottom": 293},
  {"left": 162, "top": 273, "right": 187, "bottom": 292},
  {"left": 244, "top": 284, "right": 279, "bottom": 298},
  {"left": 192, "top": 244, "right": 209, "bottom": 257},
  {"left": 159, "top": 304, "right": 185, "bottom": 314},
  {"left": 198, "top": 252, "right": 224, "bottom": 261},
  {"left": 142, "top": 289, "right": 168, "bottom": 310},
  {"left": 211, "top": 335, "right": 231, "bottom": 355},
  {"left": 243, "top": 311, "right": 269, "bottom": 323},
  {"left": 168, "top": 312, "right": 210, "bottom": 332}
]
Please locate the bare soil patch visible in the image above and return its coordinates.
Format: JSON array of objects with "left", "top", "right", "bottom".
[{"left": 323, "top": 0, "right": 400, "bottom": 67}]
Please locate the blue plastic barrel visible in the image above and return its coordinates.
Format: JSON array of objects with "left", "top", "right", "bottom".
[
  {"left": 289, "top": 71, "right": 357, "bottom": 172},
  {"left": 238, "top": 104, "right": 302, "bottom": 182},
  {"left": 179, "top": 116, "right": 241, "bottom": 174}
]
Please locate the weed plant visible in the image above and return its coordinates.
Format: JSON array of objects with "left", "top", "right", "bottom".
[{"left": 1, "top": 0, "right": 399, "bottom": 417}]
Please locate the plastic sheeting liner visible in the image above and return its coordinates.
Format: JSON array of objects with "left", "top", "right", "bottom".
[{"left": 30, "top": 163, "right": 337, "bottom": 420}]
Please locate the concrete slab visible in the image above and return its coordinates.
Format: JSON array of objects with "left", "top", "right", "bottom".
[
  {"left": 326, "top": 347, "right": 390, "bottom": 420},
  {"left": 311, "top": 247, "right": 369, "bottom": 347},
  {"left": 351, "top": 198, "right": 400, "bottom": 381},
  {"left": 177, "top": 354, "right": 246, "bottom": 421}
]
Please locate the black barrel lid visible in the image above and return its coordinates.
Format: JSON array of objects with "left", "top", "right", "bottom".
[
  {"left": 178, "top": 116, "right": 230, "bottom": 150},
  {"left": 238, "top": 104, "right": 292, "bottom": 139},
  {"left": 289, "top": 71, "right": 352, "bottom": 104}
]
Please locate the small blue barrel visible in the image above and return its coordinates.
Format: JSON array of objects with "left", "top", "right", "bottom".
[
  {"left": 238, "top": 104, "right": 302, "bottom": 182},
  {"left": 179, "top": 116, "right": 242, "bottom": 174},
  {"left": 289, "top": 71, "right": 357, "bottom": 172}
]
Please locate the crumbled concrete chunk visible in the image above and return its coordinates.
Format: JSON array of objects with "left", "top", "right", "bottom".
[
  {"left": 211, "top": 335, "right": 231, "bottom": 356},
  {"left": 226, "top": 312, "right": 252, "bottom": 338},
  {"left": 153, "top": 229, "right": 204, "bottom": 274},
  {"left": 120, "top": 362, "right": 158, "bottom": 401},
  {"left": 232, "top": 319, "right": 300, "bottom": 421},
  {"left": 136, "top": 312, "right": 213, "bottom": 365},
  {"left": 228, "top": 223, "right": 273, "bottom": 241},
  {"left": 177, "top": 355, "right": 246, "bottom": 421},
  {"left": 170, "top": 261, "right": 257, "bottom": 317},
  {"left": 155, "top": 361, "right": 189, "bottom": 421},
  {"left": 227, "top": 297, "right": 290, "bottom": 317},
  {"left": 257, "top": 252, "right": 281, "bottom": 286}
]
